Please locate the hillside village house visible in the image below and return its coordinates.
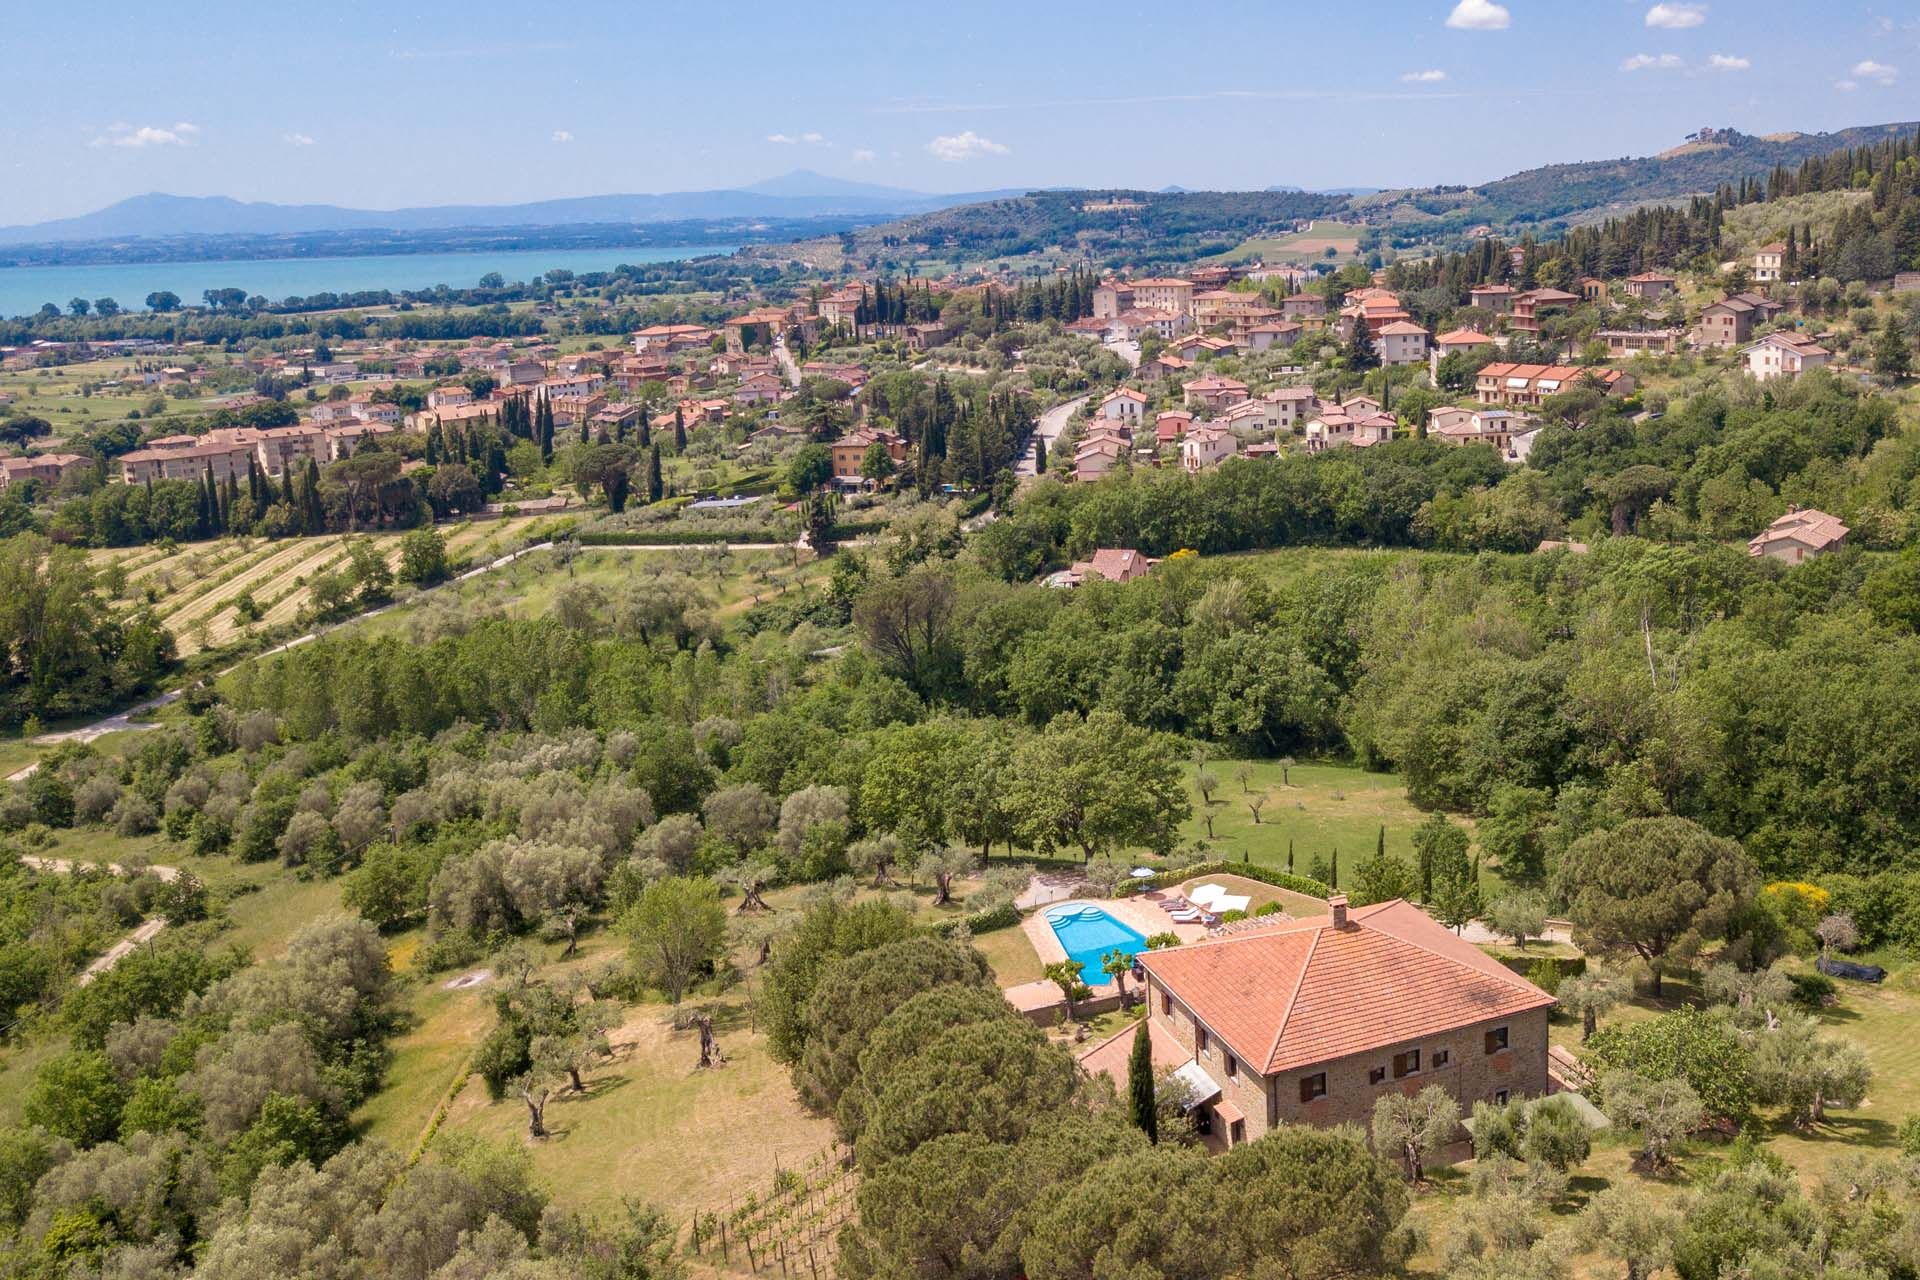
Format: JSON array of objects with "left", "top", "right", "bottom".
[
  {"left": 1072, "top": 436, "right": 1129, "bottom": 484},
  {"left": 1078, "top": 897, "right": 1555, "bottom": 1146},
  {"left": 1596, "top": 329, "right": 1682, "bottom": 357},
  {"left": 1508, "top": 287, "right": 1580, "bottom": 336},
  {"left": 1244, "top": 321, "right": 1303, "bottom": 352},
  {"left": 1748, "top": 507, "right": 1848, "bottom": 562},
  {"left": 1092, "top": 281, "right": 1136, "bottom": 319},
  {"left": 1109, "top": 309, "right": 1191, "bottom": 342},
  {"left": 1375, "top": 321, "right": 1430, "bottom": 367},
  {"left": 830, "top": 428, "right": 907, "bottom": 488},
  {"left": 1621, "top": 271, "right": 1678, "bottom": 300},
  {"left": 1097, "top": 387, "right": 1149, "bottom": 425},
  {"left": 1305, "top": 404, "right": 1395, "bottom": 452},
  {"left": 0, "top": 453, "right": 89, "bottom": 489},
  {"left": 1428, "top": 328, "right": 1496, "bottom": 383},
  {"left": 1181, "top": 424, "right": 1238, "bottom": 473},
  {"left": 1428, "top": 407, "right": 1534, "bottom": 457},
  {"left": 1468, "top": 283, "right": 1514, "bottom": 314},
  {"left": 1696, "top": 292, "right": 1784, "bottom": 347},
  {"left": 1154, "top": 410, "right": 1195, "bottom": 444},
  {"left": 1743, "top": 332, "right": 1831, "bottom": 382},
  {"left": 1052, "top": 547, "right": 1153, "bottom": 587},
  {"left": 1475, "top": 363, "right": 1633, "bottom": 409},
  {"left": 1753, "top": 242, "right": 1787, "bottom": 284},
  {"left": 1280, "top": 294, "right": 1328, "bottom": 325},
  {"left": 1127, "top": 277, "right": 1196, "bottom": 316},
  {"left": 426, "top": 384, "right": 473, "bottom": 409},
  {"left": 1183, "top": 376, "right": 1250, "bottom": 413}
]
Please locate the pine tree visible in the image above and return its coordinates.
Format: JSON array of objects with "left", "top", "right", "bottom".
[{"left": 1127, "top": 1019, "right": 1157, "bottom": 1144}]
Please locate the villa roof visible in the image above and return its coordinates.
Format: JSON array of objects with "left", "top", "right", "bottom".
[
  {"left": 1434, "top": 327, "right": 1493, "bottom": 345},
  {"left": 1137, "top": 899, "right": 1555, "bottom": 1075}
]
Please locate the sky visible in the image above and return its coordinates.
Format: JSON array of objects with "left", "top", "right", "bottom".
[{"left": 2, "top": 0, "right": 1917, "bottom": 226}]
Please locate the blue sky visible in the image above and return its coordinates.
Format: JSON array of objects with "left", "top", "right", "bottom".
[{"left": 3, "top": 0, "right": 1916, "bottom": 225}]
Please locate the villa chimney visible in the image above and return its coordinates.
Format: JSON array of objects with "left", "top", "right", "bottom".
[{"left": 1329, "top": 895, "right": 1349, "bottom": 929}]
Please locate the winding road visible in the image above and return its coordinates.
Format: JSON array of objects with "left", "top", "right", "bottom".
[
  {"left": 20, "top": 856, "right": 181, "bottom": 985},
  {"left": 1018, "top": 394, "right": 1089, "bottom": 477}
]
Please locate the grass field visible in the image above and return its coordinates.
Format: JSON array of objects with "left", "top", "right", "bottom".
[
  {"left": 1212, "top": 219, "right": 1364, "bottom": 265},
  {"left": 1181, "top": 758, "right": 1442, "bottom": 877}
]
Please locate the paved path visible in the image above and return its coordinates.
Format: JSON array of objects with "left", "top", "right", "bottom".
[
  {"left": 1105, "top": 338, "right": 1140, "bottom": 370},
  {"left": 20, "top": 855, "right": 180, "bottom": 985},
  {"left": 1017, "top": 394, "right": 1089, "bottom": 477},
  {"left": 773, "top": 337, "right": 802, "bottom": 389}
]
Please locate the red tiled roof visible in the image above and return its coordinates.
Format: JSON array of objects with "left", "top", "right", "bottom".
[
  {"left": 1137, "top": 899, "right": 1554, "bottom": 1074},
  {"left": 1434, "top": 328, "right": 1493, "bottom": 345}
]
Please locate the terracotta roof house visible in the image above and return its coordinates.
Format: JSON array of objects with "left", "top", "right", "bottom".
[
  {"left": 1748, "top": 507, "right": 1848, "bottom": 563},
  {"left": 1376, "top": 320, "right": 1430, "bottom": 367},
  {"left": 1280, "top": 294, "right": 1328, "bottom": 324},
  {"left": 1097, "top": 386, "right": 1150, "bottom": 423},
  {"left": 1508, "top": 287, "right": 1581, "bottom": 335},
  {"left": 1622, "top": 271, "right": 1678, "bottom": 300},
  {"left": 1243, "top": 321, "right": 1303, "bottom": 352},
  {"left": 1078, "top": 897, "right": 1555, "bottom": 1146},
  {"left": 1468, "top": 283, "right": 1514, "bottom": 314},
  {"left": 0, "top": 453, "right": 89, "bottom": 489},
  {"left": 1055, "top": 547, "right": 1154, "bottom": 587},
  {"left": 1475, "top": 363, "right": 1634, "bottom": 408},
  {"left": 1180, "top": 424, "right": 1238, "bottom": 473},
  {"left": 831, "top": 428, "right": 907, "bottom": 488},
  {"left": 1753, "top": 242, "right": 1787, "bottom": 284},
  {"left": 1154, "top": 410, "right": 1195, "bottom": 444},
  {"left": 1742, "top": 332, "right": 1830, "bottom": 382},
  {"left": 1182, "top": 375, "right": 1250, "bottom": 413},
  {"left": 1696, "top": 292, "right": 1784, "bottom": 348},
  {"left": 1072, "top": 437, "right": 1128, "bottom": 484},
  {"left": 1092, "top": 281, "right": 1136, "bottom": 319}
]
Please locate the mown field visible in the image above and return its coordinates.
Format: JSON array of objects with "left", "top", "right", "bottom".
[
  {"left": 0, "top": 356, "right": 234, "bottom": 431},
  {"left": 1213, "top": 218, "right": 1364, "bottom": 264}
]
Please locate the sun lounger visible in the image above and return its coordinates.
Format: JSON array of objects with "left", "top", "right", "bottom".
[{"left": 1169, "top": 909, "right": 1202, "bottom": 923}]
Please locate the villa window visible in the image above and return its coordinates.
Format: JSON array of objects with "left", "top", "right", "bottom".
[
  {"left": 1225, "top": 1053, "right": 1238, "bottom": 1079},
  {"left": 1433, "top": 1049, "right": 1451, "bottom": 1069},
  {"left": 1161, "top": 992, "right": 1172, "bottom": 1016},
  {"left": 1392, "top": 1049, "right": 1420, "bottom": 1079},
  {"left": 1494, "top": 1089, "right": 1510, "bottom": 1106},
  {"left": 1197, "top": 1027, "right": 1209, "bottom": 1054},
  {"left": 1485, "top": 1026, "right": 1510, "bottom": 1055},
  {"left": 1299, "top": 1073, "right": 1327, "bottom": 1103},
  {"left": 1368, "top": 1066, "right": 1386, "bottom": 1086}
]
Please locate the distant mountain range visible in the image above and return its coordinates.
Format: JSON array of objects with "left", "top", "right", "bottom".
[{"left": 0, "top": 171, "right": 1028, "bottom": 247}]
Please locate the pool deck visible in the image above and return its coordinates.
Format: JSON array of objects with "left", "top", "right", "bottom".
[{"left": 1003, "top": 895, "right": 1209, "bottom": 1017}]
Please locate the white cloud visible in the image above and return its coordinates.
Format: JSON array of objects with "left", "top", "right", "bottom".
[
  {"left": 1621, "top": 52, "right": 1684, "bottom": 71},
  {"left": 766, "top": 130, "right": 829, "bottom": 145},
  {"left": 927, "top": 130, "right": 1009, "bottom": 162},
  {"left": 284, "top": 132, "right": 315, "bottom": 146},
  {"left": 1707, "top": 53, "right": 1749, "bottom": 71},
  {"left": 851, "top": 147, "right": 877, "bottom": 164},
  {"left": 1646, "top": 3, "right": 1706, "bottom": 29},
  {"left": 91, "top": 121, "right": 199, "bottom": 149},
  {"left": 1445, "top": 0, "right": 1510, "bottom": 31},
  {"left": 1400, "top": 68, "right": 1448, "bottom": 82},
  {"left": 1852, "top": 59, "right": 1898, "bottom": 84},
  {"left": 551, "top": 130, "right": 574, "bottom": 143}
]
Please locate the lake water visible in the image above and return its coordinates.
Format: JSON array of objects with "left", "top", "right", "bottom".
[{"left": 0, "top": 244, "right": 734, "bottom": 319}]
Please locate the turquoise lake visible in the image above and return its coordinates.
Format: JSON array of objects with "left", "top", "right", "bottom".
[{"left": 0, "top": 244, "right": 734, "bottom": 319}]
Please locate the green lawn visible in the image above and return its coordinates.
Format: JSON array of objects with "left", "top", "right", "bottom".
[{"left": 1181, "top": 759, "right": 1442, "bottom": 879}]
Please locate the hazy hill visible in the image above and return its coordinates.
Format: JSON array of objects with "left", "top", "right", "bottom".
[{"left": 0, "top": 172, "right": 1023, "bottom": 247}]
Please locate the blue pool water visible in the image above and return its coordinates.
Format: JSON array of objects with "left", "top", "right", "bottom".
[{"left": 1046, "top": 905, "right": 1149, "bottom": 986}]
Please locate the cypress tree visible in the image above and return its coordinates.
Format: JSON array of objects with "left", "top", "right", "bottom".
[
  {"left": 1330, "top": 848, "right": 1339, "bottom": 890},
  {"left": 580, "top": 415, "right": 591, "bottom": 446},
  {"left": 1127, "top": 1019, "right": 1157, "bottom": 1144},
  {"left": 1033, "top": 437, "right": 1046, "bottom": 473},
  {"left": 646, "top": 443, "right": 664, "bottom": 502},
  {"left": 673, "top": 406, "right": 686, "bottom": 450},
  {"left": 637, "top": 406, "right": 651, "bottom": 447},
  {"left": 222, "top": 474, "right": 239, "bottom": 533}
]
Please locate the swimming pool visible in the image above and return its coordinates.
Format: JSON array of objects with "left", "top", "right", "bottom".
[{"left": 1045, "top": 904, "right": 1150, "bottom": 986}]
